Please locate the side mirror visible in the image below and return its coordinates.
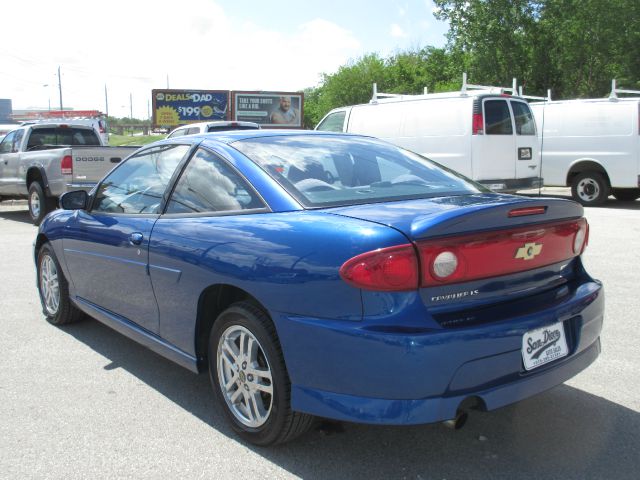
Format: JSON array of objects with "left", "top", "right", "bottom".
[{"left": 60, "top": 190, "right": 88, "bottom": 210}]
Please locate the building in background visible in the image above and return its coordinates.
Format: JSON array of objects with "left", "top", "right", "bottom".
[{"left": 0, "top": 99, "right": 14, "bottom": 123}]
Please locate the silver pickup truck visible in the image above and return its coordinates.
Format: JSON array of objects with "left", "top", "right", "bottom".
[{"left": 0, "top": 123, "right": 139, "bottom": 224}]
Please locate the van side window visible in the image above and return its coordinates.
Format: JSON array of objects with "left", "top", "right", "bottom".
[
  {"left": 316, "top": 111, "right": 346, "bottom": 132},
  {"left": 484, "top": 100, "right": 513, "bottom": 135},
  {"left": 511, "top": 102, "right": 536, "bottom": 135}
]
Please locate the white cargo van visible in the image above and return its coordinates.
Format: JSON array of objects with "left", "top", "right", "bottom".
[
  {"left": 530, "top": 82, "right": 640, "bottom": 205},
  {"left": 316, "top": 77, "right": 542, "bottom": 192}
]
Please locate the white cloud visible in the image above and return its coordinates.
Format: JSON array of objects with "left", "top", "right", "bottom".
[
  {"left": 0, "top": 1, "right": 360, "bottom": 118},
  {"left": 390, "top": 23, "right": 407, "bottom": 38}
]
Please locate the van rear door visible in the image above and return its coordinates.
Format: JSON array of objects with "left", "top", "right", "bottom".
[
  {"left": 472, "top": 97, "right": 516, "bottom": 188},
  {"left": 511, "top": 100, "right": 539, "bottom": 183}
]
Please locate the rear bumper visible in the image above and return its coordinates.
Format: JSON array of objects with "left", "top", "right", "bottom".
[
  {"left": 274, "top": 280, "right": 603, "bottom": 425},
  {"left": 479, "top": 177, "right": 543, "bottom": 192}
]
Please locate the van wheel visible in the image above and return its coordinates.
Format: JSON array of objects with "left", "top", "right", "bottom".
[
  {"left": 571, "top": 172, "right": 609, "bottom": 206},
  {"left": 208, "top": 302, "right": 314, "bottom": 445},
  {"left": 28, "top": 182, "right": 56, "bottom": 225},
  {"left": 612, "top": 188, "right": 640, "bottom": 202}
]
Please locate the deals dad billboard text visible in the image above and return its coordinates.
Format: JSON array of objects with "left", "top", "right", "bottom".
[
  {"left": 152, "top": 89, "right": 229, "bottom": 126},
  {"left": 232, "top": 92, "right": 303, "bottom": 128}
]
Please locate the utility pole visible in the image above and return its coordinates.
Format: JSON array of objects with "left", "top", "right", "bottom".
[
  {"left": 166, "top": 74, "right": 169, "bottom": 89},
  {"left": 104, "top": 84, "right": 110, "bottom": 139},
  {"left": 104, "top": 84, "right": 109, "bottom": 118},
  {"left": 57, "top": 66, "right": 63, "bottom": 110},
  {"left": 130, "top": 93, "right": 133, "bottom": 136}
]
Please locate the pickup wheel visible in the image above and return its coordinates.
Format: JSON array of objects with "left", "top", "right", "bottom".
[
  {"left": 37, "top": 243, "right": 84, "bottom": 325},
  {"left": 208, "top": 302, "right": 314, "bottom": 445},
  {"left": 28, "top": 182, "right": 56, "bottom": 226},
  {"left": 570, "top": 172, "right": 610, "bottom": 206}
]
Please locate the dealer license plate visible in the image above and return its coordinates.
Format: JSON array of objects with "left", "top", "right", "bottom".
[{"left": 522, "top": 322, "right": 569, "bottom": 371}]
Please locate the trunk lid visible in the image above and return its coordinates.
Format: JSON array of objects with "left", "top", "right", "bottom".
[{"left": 329, "top": 194, "right": 586, "bottom": 319}]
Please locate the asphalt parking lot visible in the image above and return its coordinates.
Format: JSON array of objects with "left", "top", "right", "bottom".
[{"left": 1, "top": 191, "right": 639, "bottom": 480}]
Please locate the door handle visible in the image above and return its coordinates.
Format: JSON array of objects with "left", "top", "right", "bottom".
[{"left": 129, "top": 232, "right": 144, "bottom": 245}]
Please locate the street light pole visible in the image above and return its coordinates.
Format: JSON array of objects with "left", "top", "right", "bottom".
[{"left": 57, "top": 66, "right": 63, "bottom": 110}]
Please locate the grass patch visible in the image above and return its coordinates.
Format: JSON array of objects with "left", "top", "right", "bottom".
[{"left": 109, "top": 134, "right": 165, "bottom": 146}]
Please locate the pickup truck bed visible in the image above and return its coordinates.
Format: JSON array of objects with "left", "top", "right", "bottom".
[{"left": 0, "top": 123, "right": 139, "bottom": 224}]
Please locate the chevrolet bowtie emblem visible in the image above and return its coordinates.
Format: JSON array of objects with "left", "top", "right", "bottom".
[{"left": 515, "top": 242, "right": 543, "bottom": 260}]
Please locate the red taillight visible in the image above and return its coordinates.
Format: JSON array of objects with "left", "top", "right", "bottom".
[
  {"left": 472, "top": 113, "right": 484, "bottom": 134},
  {"left": 574, "top": 219, "right": 589, "bottom": 254},
  {"left": 340, "top": 218, "right": 588, "bottom": 291},
  {"left": 339, "top": 244, "right": 419, "bottom": 291},
  {"left": 61, "top": 155, "right": 73, "bottom": 175},
  {"left": 418, "top": 218, "right": 588, "bottom": 286}
]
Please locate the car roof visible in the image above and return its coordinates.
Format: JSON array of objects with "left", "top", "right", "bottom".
[
  {"left": 171, "top": 120, "right": 260, "bottom": 130},
  {"left": 165, "top": 129, "right": 363, "bottom": 146}
]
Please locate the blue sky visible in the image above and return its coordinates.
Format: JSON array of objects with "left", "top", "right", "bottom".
[
  {"left": 222, "top": 0, "right": 448, "bottom": 55},
  {"left": 0, "top": 0, "right": 448, "bottom": 118}
]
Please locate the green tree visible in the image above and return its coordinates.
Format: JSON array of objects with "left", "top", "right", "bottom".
[
  {"left": 434, "top": 0, "right": 640, "bottom": 98},
  {"left": 304, "top": 48, "right": 460, "bottom": 128},
  {"left": 434, "top": 0, "right": 541, "bottom": 92}
]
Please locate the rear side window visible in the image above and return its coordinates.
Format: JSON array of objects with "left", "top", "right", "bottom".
[
  {"left": 26, "top": 127, "right": 101, "bottom": 149},
  {"left": 166, "top": 148, "right": 264, "bottom": 214},
  {"left": 484, "top": 100, "right": 513, "bottom": 135},
  {"left": 316, "top": 111, "right": 346, "bottom": 132},
  {"left": 511, "top": 102, "right": 536, "bottom": 135}
]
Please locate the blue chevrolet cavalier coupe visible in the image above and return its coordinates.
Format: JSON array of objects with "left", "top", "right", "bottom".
[{"left": 35, "top": 131, "right": 603, "bottom": 445}]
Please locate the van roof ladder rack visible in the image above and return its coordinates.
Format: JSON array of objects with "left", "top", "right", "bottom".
[
  {"left": 609, "top": 79, "right": 640, "bottom": 99},
  {"left": 518, "top": 86, "right": 552, "bottom": 102},
  {"left": 370, "top": 74, "right": 551, "bottom": 103},
  {"left": 460, "top": 73, "right": 517, "bottom": 96}
]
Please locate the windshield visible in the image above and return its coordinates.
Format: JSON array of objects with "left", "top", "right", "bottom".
[{"left": 232, "top": 134, "right": 484, "bottom": 208}]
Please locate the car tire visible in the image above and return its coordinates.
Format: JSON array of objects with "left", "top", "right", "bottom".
[
  {"left": 571, "top": 172, "right": 610, "bottom": 206},
  {"left": 612, "top": 188, "right": 640, "bottom": 202},
  {"left": 37, "top": 243, "right": 84, "bottom": 325},
  {"left": 28, "top": 182, "right": 56, "bottom": 226},
  {"left": 208, "top": 301, "right": 314, "bottom": 446}
]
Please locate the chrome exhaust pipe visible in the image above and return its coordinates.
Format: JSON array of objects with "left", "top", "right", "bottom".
[{"left": 442, "top": 410, "right": 468, "bottom": 430}]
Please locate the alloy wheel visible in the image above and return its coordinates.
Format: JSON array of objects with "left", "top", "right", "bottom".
[{"left": 217, "top": 325, "right": 274, "bottom": 428}]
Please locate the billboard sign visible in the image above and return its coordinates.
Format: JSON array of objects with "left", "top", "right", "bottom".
[
  {"left": 152, "top": 89, "right": 229, "bottom": 126},
  {"left": 232, "top": 92, "right": 303, "bottom": 128}
]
